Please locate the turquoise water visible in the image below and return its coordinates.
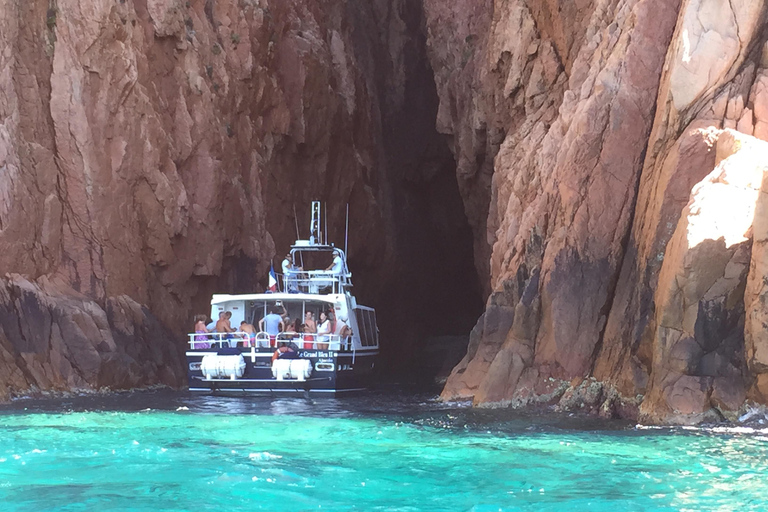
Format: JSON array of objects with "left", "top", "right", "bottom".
[{"left": 1, "top": 392, "right": 767, "bottom": 511}]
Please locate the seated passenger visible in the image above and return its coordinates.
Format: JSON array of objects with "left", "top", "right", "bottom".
[
  {"left": 325, "top": 249, "right": 344, "bottom": 276},
  {"left": 271, "top": 342, "right": 298, "bottom": 362}
]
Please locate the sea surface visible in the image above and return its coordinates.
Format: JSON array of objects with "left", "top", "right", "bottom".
[{"left": 0, "top": 387, "right": 766, "bottom": 511}]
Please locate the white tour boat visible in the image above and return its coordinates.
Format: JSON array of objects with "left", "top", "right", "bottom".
[{"left": 185, "top": 201, "right": 379, "bottom": 395}]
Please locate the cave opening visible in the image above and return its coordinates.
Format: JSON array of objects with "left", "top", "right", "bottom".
[{"left": 355, "top": 0, "right": 485, "bottom": 383}]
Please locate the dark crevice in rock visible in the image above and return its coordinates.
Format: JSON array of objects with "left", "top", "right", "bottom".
[
  {"left": 359, "top": 0, "right": 484, "bottom": 376},
  {"left": 588, "top": 139, "right": 650, "bottom": 378}
]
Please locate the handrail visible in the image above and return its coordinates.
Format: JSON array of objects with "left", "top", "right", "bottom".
[
  {"left": 281, "top": 270, "right": 351, "bottom": 294},
  {"left": 187, "top": 331, "right": 249, "bottom": 349},
  {"left": 187, "top": 331, "right": 353, "bottom": 351}
]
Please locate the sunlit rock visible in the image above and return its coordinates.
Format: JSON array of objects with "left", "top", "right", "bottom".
[{"left": 640, "top": 130, "right": 768, "bottom": 424}]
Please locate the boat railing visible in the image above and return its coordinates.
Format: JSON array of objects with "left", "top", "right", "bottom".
[
  {"left": 281, "top": 270, "right": 351, "bottom": 294},
  {"left": 273, "top": 332, "right": 351, "bottom": 351},
  {"left": 187, "top": 332, "right": 249, "bottom": 350},
  {"left": 187, "top": 331, "right": 352, "bottom": 351}
]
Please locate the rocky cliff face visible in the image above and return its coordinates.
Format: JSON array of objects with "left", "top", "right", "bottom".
[
  {"left": 0, "top": 0, "right": 480, "bottom": 397},
  {"left": 433, "top": 0, "right": 768, "bottom": 423},
  {"left": 3, "top": 0, "right": 768, "bottom": 423}
]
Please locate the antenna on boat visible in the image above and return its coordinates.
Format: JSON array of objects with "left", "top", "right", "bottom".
[
  {"left": 293, "top": 203, "right": 305, "bottom": 268},
  {"left": 293, "top": 204, "right": 301, "bottom": 240},
  {"left": 344, "top": 203, "right": 349, "bottom": 257},
  {"left": 324, "top": 203, "right": 328, "bottom": 245}
]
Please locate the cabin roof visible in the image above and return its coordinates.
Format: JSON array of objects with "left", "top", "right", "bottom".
[
  {"left": 289, "top": 241, "right": 343, "bottom": 254},
  {"left": 210, "top": 292, "right": 343, "bottom": 305}
]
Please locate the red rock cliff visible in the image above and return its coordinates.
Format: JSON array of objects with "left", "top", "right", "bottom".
[
  {"left": 1, "top": 0, "right": 481, "bottom": 398},
  {"left": 432, "top": 0, "right": 768, "bottom": 423},
  {"left": 3, "top": 0, "right": 768, "bottom": 424}
]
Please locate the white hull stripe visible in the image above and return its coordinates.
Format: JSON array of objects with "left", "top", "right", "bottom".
[
  {"left": 189, "top": 387, "right": 366, "bottom": 393},
  {"left": 186, "top": 351, "right": 379, "bottom": 357}
]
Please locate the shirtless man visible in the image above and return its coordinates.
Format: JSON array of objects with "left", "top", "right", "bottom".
[
  {"left": 240, "top": 321, "right": 256, "bottom": 336},
  {"left": 240, "top": 321, "right": 257, "bottom": 347},
  {"left": 215, "top": 311, "right": 234, "bottom": 333},
  {"left": 304, "top": 311, "right": 317, "bottom": 333}
]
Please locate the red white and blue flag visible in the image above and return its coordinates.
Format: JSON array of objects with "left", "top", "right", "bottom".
[{"left": 268, "top": 263, "right": 278, "bottom": 292}]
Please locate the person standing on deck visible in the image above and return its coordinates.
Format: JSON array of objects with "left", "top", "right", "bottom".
[
  {"left": 282, "top": 253, "right": 302, "bottom": 292},
  {"left": 215, "top": 311, "right": 234, "bottom": 333},
  {"left": 316, "top": 311, "right": 331, "bottom": 350},
  {"left": 304, "top": 311, "right": 317, "bottom": 333},
  {"left": 193, "top": 315, "right": 210, "bottom": 349},
  {"left": 240, "top": 321, "right": 256, "bottom": 346},
  {"left": 335, "top": 315, "right": 352, "bottom": 339},
  {"left": 259, "top": 307, "right": 284, "bottom": 346}
]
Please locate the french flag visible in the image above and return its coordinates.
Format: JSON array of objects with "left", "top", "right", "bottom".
[{"left": 268, "top": 263, "right": 278, "bottom": 292}]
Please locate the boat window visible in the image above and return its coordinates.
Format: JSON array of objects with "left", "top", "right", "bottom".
[{"left": 354, "top": 308, "right": 377, "bottom": 347}]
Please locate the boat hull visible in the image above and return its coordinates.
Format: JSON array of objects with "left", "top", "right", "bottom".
[{"left": 185, "top": 347, "right": 377, "bottom": 396}]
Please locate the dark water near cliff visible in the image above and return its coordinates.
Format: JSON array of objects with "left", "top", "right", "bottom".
[{"left": 0, "top": 387, "right": 766, "bottom": 511}]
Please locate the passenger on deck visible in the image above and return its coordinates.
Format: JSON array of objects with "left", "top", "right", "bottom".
[
  {"left": 325, "top": 249, "right": 344, "bottom": 275},
  {"left": 302, "top": 322, "right": 315, "bottom": 349},
  {"left": 240, "top": 321, "right": 256, "bottom": 346},
  {"left": 259, "top": 307, "right": 284, "bottom": 345},
  {"left": 279, "top": 321, "right": 302, "bottom": 343},
  {"left": 271, "top": 341, "right": 298, "bottom": 362},
  {"left": 304, "top": 311, "right": 317, "bottom": 333},
  {"left": 282, "top": 253, "right": 302, "bottom": 292},
  {"left": 316, "top": 311, "right": 331, "bottom": 349},
  {"left": 194, "top": 314, "right": 210, "bottom": 349},
  {"left": 335, "top": 315, "right": 352, "bottom": 339},
  {"left": 215, "top": 311, "right": 234, "bottom": 333}
]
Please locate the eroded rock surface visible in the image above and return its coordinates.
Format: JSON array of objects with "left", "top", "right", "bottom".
[
  {"left": 0, "top": 0, "right": 480, "bottom": 396},
  {"left": 0, "top": 274, "right": 183, "bottom": 399},
  {"left": 3, "top": 0, "right": 768, "bottom": 422},
  {"left": 432, "top": 0, "right": 768, "bottom": 423}
]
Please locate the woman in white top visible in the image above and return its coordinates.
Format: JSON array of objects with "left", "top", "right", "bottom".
[{"left": 316, "top": 311, "right": 331, "bottom": 349}]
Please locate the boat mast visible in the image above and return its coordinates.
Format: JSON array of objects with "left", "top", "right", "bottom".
[
  {"left": 293, "top": 203, "right": 305, "bottom": 268},
  {"left": 345, "top": 203, "right": 349, "bottom": 256},
  {"left": 310, "top": 201, "right": 321, "bottom": 245}
]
